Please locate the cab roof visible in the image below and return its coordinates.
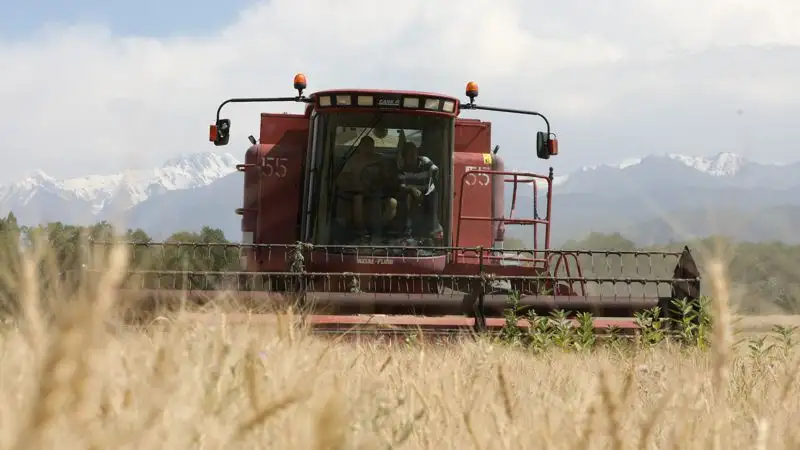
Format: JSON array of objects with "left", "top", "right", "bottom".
[
  {"left": 307, "top": 89, "right": 463, "bottom": 117},
  {"left": 310, "top": 89, "right": 460, "bottom": 104}
]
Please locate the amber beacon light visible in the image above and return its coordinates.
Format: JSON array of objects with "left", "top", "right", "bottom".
[
  {"left": 294, "top": 73, "right": 307, "bottom": 95},
  {"left": 465, "top": 81, "right": 479, "bottom": 103}
]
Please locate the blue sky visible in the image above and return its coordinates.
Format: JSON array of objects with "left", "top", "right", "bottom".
[
  {"left": 1, "top": 0, "right": 254, "bottom": 38},
  {"left": 0, "top": 0, "right": 799, "bottom": 182}
]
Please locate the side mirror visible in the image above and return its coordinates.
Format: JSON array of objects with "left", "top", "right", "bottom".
[
  {"left": 209, "top": 119, "right": 231, "bottom": 146},
  {"left": 536, "top": 131, "right": 559, "bottom": 159},
  {"left": 536, "top": 131, "right": 550, "bottom": 159}
]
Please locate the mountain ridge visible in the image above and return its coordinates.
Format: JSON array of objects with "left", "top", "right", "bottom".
[{"left": 550, "top": 151, "right": 800, "bottom": 191}]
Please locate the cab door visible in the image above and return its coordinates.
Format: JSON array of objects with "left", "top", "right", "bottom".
[
  {"left": 452, "top": 119, "right": 493, "bottom": 248},
  {"left": 240, "top": 113, "right": 308, "bottom": 272}
]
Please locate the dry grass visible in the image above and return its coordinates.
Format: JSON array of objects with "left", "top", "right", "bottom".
[{"left": 1, "top": 243, "right": 800, "bottom": 449}]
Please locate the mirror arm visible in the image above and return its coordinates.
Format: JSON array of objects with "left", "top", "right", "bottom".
[
  {"left": 459, "top": 103, "right": 551, "bottom": 137},
  {"left": 215, "top": 96, "right": 313, "bottom": 122}
]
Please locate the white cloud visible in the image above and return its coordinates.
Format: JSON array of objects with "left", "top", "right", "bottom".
[{"left": 1, "top": 0, "right": 799, "bottom": 182}]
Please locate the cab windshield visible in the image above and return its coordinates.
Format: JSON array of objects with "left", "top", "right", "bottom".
[{"left": 303, "top": 110, "right": 453, "bottom": 252}]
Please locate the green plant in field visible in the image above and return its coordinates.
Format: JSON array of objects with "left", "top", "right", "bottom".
[
  {"left": 523, "top": 310, "right": 554, "bottom": 352},
  {"left": 695, "top": 296, "right": 713, "bottom": 347},
  {"left": 669, "top": 297, "right": 712, "bottom": 348},
  {"left": 746, "top": 336, "right": 775, "bottom": 364},
  {"left": 499, "top": 291, "right": 555, "bottom": 352},
  {"left": 547, "top": 309, "right": 575, "bottom": 349},
  {"left": 499, "top": 290, "right": 523, "bottom": 344},
  {"left": 771, "top": 325, "right": 797, "bottom": 360},
  {"left": 497, "top": 290, "right": 718, "bottom": 352},
  {"left": 498, "top": 292, "right": 568, "bottom": 351},
  {"left": 633, "top": 307, "right": 667, "bottom": 347},
  {"left": 572, "top": 312, "right": 597, "bottom": 351},
  {"left": 736, "top": 325, "right": 798, "bottom": 376},
  {"left": 600, "top": 325, "right": 629, "bottom": 353}
]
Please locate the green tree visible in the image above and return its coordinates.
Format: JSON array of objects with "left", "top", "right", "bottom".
[
  {"left": 0, "top": 212, "right": 23, "bottom": 315},
  {"left": 562, "top": 232, "right": 636, "bottom": 251},
  {"left": 155, "top": 226, "right": 236, "bottom": 271},
  {"left": 24, "top": 222, "right": 85, "bottom": 272},
  {"left": 127, "top": 226, "right": 239, "bottom": 290}
]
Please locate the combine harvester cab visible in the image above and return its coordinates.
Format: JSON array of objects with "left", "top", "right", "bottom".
[{"left": 97, "top": 74, "right": 702, "bottom": 339}]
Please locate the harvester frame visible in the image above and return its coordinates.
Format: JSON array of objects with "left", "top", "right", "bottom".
[{"left": 93, "top": 74, "right": 702, "bottom": 337}]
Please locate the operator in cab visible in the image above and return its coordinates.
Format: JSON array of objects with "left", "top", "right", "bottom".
[
  {"left": 395, "top": 141, "right": 442, "bottom": 245},
  {"left": 336, "top": 136, "right": 398, "bottom": 244}
]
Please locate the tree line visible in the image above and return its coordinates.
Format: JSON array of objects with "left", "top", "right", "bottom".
[{"left": 0, "top": 212, "right": 240, "bottom": 272}]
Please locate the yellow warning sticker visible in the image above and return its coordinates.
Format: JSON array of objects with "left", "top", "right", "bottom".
[{"left": 482, "top": 153, "right": 493, "bottom": 165}]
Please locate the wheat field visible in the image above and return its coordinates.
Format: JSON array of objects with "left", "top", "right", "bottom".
[{"left": 1, "top": 244, "right": 799, "bottom": 449}]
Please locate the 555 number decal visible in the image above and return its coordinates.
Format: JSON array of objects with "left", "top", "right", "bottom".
[
  {"left": 464, "top": 166, "right": 490, "bottom": 186},
  {"left": 260, "top": 156, "right": 288, "bottom": 178}
]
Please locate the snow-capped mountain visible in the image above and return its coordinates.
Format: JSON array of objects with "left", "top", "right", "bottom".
[
  {"left": 578, "top": 152, "right": 764, "bottom": 177},
  {"left": 521, "top": 152, "right": 790, "bottom": 191},
  {"left": 555, "top": 151, "right": 800, "bottom": 194},
  {"left": 665, "top": 152, "right": 749, "bottom": 176},
  {"left": 0, "top": 152, "right": 241, "bottom": 226},
  {"left": 63, "top": 152, "right": 240, "bottom": 212},
  {"left": 581, "top": 152, "right": 751, "bottom": 176}
]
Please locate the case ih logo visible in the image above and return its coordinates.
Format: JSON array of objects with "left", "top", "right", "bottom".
[{"left": 377, "top": 98, "right": 400, "bottom": 107}]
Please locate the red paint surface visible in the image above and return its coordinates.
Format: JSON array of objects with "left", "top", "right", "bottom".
[
  {"left": 454, "top": 118, "right": 491, "bottom": 153},
  {"left": 183, "top": 313, "right": 638, "bottom": 330},
  {"left": 304, "top": 314, "right": 637, "bottom": 329}
]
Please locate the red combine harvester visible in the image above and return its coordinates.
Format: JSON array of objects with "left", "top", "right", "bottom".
[{"left": 104, "top": 73, "right": 701, "bottom": 337}]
